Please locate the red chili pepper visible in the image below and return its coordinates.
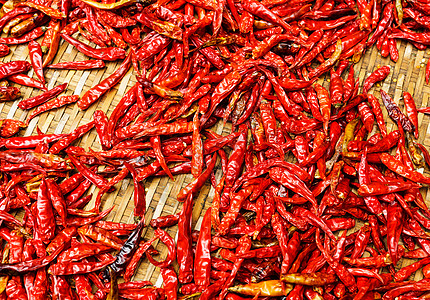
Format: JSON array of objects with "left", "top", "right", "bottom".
[
  {"left": 78, "top": 53, "right": 131, "bottom": 110},
  {"left": 0, "top": 26, "right": 47, "bottom": 44},
  {"left": 363, "top": 66, "right": 391, "bottom": 94},
  {"left": 194, "top": 208, "right": 211, "bottom": 287},
  {"left": 26, "top": 95, "right": 79, "bottom": 124},
  {"left": 0, "top": 61, "right": 31, "bottom": 80},
  {"left": 35, "top": 179, "right": 55, "bottom": 243},
  {"left": 28, "top": 40, "right": 44, "bottom": 84},
  {"left": 61, "top": 33, "right": 126, "bottom": 61},
  {"left": 124, "top": 162, "right": 146, "bottom": 218},
  {"left": 191, "top": 109, "right": 204, "bottom": 178},
  {"left": 177, "top": 193, "right": 194, "bottom": 283},
  {"left": 403, "top": 91, "right": 419, "bottom": 139},
  {"left": 146, "top": 228, "right": 176, "bottom": 269},
  {"left": 18, "top": 83, "right": 67, "bottom": 110},
  {"left": 47, "top": 60, "right": 105, "bottom": 70}
]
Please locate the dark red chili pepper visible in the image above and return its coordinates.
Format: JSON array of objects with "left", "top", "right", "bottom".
[{"left": 380, "top": 89, "right": 414, "bottom": 133}]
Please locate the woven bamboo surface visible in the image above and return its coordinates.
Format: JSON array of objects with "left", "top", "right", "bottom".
[{"left": 1, "top": 37, "right": 430, "bottom": 285}]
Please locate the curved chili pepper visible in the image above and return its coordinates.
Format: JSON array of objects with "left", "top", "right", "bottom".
[
  {"left": 380, "top": 153, "right": 430, "bottom": 184},
  {"left": 363, "top": 66, "right": 390, "bottom": 94},
  {"left": 103, "top": 220, "right": 145, "bottom": 280},
  {"left": 26, "top": 95, "right": 79, "bottom": 123},
  {"left": 123, "top": 236, "right": 158, "bottom": 282},
  {"left": 146, "top": 228, "right": 176, "bottom": 269},
  {"left": 177, "top": 153, "right": 217, "bottom": 202},
  {"left": 61, "top": 33, "right": 127, "bottom": 61}
]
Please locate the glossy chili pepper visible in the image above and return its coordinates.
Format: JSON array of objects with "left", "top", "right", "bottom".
[
  {"left": 309, "top": 39, "right": 343, "bottom": 79},
  {"left": 57, "top": 242, "right": 111, "bottom": 263},
  {"left": 176, "top": 193, "right": 194, "bottom": 283},
  {"left": 380, "top": 153, "right": 430, "bottom": 184},
  {"left": 0, "top": 61, "right": 30, "bottom": 80},
  {"left": 146, "top": 228, "right": 176, "bottom": 269},
  {"left": 18, "top": 83, "right": 67, "bottom": 110},
  {"left": 402, "top": 91, "right": 419, "bottom": 139},
  {"left": 194, "top": 208, "right": 211, "bottom": 287},
  {"left": 0, "top": 86, "right": 20, "bottom": 103},
  {"left": 49, "top": 256, "right": 115, "bottom": 275},
  {"left": 26, "top": 95, "right": 78, "bottom": 123},
  {"left": 0, "top": 6, "right": 37, "bottom": 30},
  {"left": 78, "top": 53, "right": 131, "bottom": 110},
  {"left": 61, "top": 33, "right": 126, "bottom": 61},
  {"left": 42, "top": 20, "right": 61, "bottom": 67},
  {"left": 387, "top": 201, "right": 403, "bottom": 265},
  {"left": 0, "top": 26, "right": 46, "bottom": 44},
  {"left": 228, "top": 280, "right": 293, "bottom": 296},
  {"left": 0, "top": 242, "right": 64, "bottom": 273},
  {"left": 176, "top": 153, "right": 216, "bottom": 202},
  {"left": 50, "top": 120, "right": 94, "bottom": 154},
  {"left": 190, "top": 109, "right": 203, "bottom": 178},
  {"left": 102, "top": 220, "right": 145, "bottom": 280},
  {"left": 363, "top": 66, "right": 390, "bottom": 94},
  {"left": 47, "top": 60, "right": 105, "bottom": 70},
  {"left": 28, "top": 40, "right": 44, "bottom": 84},
  {"left": 122, "top": 236, "right": 158, "bottom": 282}
]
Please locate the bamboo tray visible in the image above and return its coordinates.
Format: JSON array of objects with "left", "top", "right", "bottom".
[{"left": 1, "top": 37, "right": 430, "bottom": 286}]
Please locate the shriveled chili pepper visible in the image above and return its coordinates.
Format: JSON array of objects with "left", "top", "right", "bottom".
[
  {"left": 47, "top": 60, "right": 105, "bottom": 70},
  {"left": 363, "top": 66, "right": 390, "bottom": 94},
  {"left": 50, "top": 120, "right": 94, "bottom": 154},
  {"left": 26, "top": 95, "right": 79, "bottom": 123},
  {"left": 28, "top": 40, "right": 44, "bottom": 84},
  {"left": 146, "top": 228, "right": 176, "bottom": 269},
  {"left": 78, "top": 53, "right": 131, "bottom": 110},
  {"left": 103, "top": 219, "right": 145, "bottom": 279},
  {"left": 123, "top": 236, "right": 158, "bottom": 282},
  {"left": 380, "top": 153, "right": 430, "bottom": 184},
  {"left": 61, "top": 33, "right": 127, "bottom": 61},
  {"left": 194, "top": 208, "right": 211, "bottom": 288},
  {"left": 0, "top": 242, "right": 64, "bottom": 273},
  {"left": 42, "top": 20, "right": 61, "bottom": 67},
  {"left": 176, "top": 153, "right": 217, "bottom": 202},
  {"left": 66, "top": 153, "right": 109, "bottom": 190},
  {"left": 177, "top": 193, "right": 194, "bottom": 283},
  {"left": 228, "top": 280, "right": 293, "bottom": 297},
  {"left": 380, "top": 90, "right": 414, "bottom": 133},
  {"left": 402, "top": 91, "right": 419, "bottom": 139},
  {"left": 18, "top": 83, "right": 67, "bottom": 110}
]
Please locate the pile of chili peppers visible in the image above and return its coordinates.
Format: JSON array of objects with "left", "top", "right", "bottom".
[{"left": 3, "top": 0, "right": 430, "bottom": 298}]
